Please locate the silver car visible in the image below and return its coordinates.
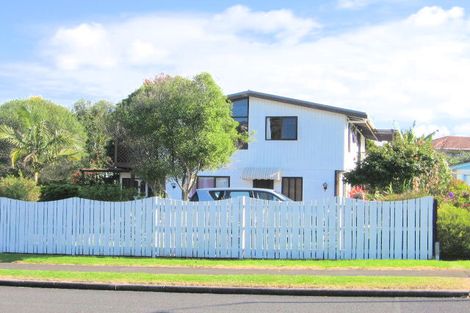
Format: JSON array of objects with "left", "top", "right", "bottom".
[{"left": 189, "top": 188, "right": 291, "bottom": 202}]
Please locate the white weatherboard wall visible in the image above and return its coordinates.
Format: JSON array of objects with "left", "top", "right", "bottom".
[
  {"left": 168, "top": 96, "right": 351, "bottom": 200},
  {"left": 0, "top": 197, "right": 435, "bottom": 260}
]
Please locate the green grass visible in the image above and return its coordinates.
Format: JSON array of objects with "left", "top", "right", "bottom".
[
  {"left": 1, "top": 253, "right": 470, "bottom": 270},
  {"left": 0, "top": 269, "right": 467, "bottom": 290}
]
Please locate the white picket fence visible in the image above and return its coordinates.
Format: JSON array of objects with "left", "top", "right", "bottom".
[{"left": 0, "top": 196, "right": 435, "bottom": 260}]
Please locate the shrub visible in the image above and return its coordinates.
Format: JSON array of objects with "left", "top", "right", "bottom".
[
  {"left": 437, "top": 179, "right": 470, "bottom": 210},
  {"left": 0, "top": 176, "right": 40, "bottom": 201},
  {"left": 78, "top": 184, "right": 137, "bottom": 201},
  {"left": 40, "top": 183, "right": 80, "bottom": 201},
  {"left": 437, "top": 203, "right": 470, "bottom": 259},
  {"left": 344, "top": 129, "right": 451, "bottom": 195},
  {"left": 369, "top": 190, "right": 429, "bottom": 201}
]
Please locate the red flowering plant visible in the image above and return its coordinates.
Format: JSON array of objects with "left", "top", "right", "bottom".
[{"left": 349, "top": 185, "right": 366, "bottom": 200}]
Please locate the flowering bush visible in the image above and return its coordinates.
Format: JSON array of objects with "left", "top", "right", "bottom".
[
  {"left": 437, "top": 179, "right": 470, "bottom": 211},
  {"left": 349, "top": 186, "right": 365, "bottom": 199}
]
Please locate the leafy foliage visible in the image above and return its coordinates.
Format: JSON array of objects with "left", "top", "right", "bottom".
[
  {"left": 0, "top": 97, "right": 86, "bottom": 183},
  {"left": 437, "top": 203, "right": 470, "bottom": 259},
  {"left": 115, "top": 73, "right": 244, "bottom": 199},
  {"left": 40, "top": 183, "right": 80, "bottom": 201},
  {"left": 344, "top": 129, "right": 451, "bottom": 195},
  {"left": 437, "top": 179, "right": 470, "bottom": 210},
  {"left": 446, "top": 152, "right": 470, "bottom": 166},
  {"left": 0, "top": 176, "right": 40, "bottom": 201},
  {"left": 73, "top": 100, "right": 114, "bottom": 168},
  {"left": 78, "top": 184, "right": 137, "bottom": 201}
]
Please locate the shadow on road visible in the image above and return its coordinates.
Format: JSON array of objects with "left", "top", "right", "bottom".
[{"left": 150, "top": 297, "right": 470, "bottom": 313}]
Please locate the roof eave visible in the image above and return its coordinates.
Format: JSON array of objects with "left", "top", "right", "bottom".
[{"left": 228, "top": 90, "right": 368, "bottom": 119}]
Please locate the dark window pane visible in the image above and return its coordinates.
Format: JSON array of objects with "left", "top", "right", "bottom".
[
  {"left": 295, "top": 178, "right": 302, "bottom": 201},
  {"left": 209, "top": 191, "right": 224, "bottom": 200},
  {"left": 256, "top": 191, "right": 277, "bottom": 201},
  {"left": 197, "top": 177, "right": 215, "bottom": 188},
  {"left": 267, "top": 117, "right": 282, "bottom": 139},
  {"left": 197, "top": 176, "right": 230, "bottom": 189},
  {"left": 282, "top": 177, "right": 303, "bottom": 201},
  {"left": 232, "top": 99, "right": 248, "bottom": 117},
  {"left": 282, "top": 117, "right": 297, "bottom": 139},
  {"left": 234, "top": 117, "right": 248, "bottom": 132},
  {"left": 234, "top": 117, "right": 248, "bottom": 149},
  {"left": 266, "top": 117, "right": 297, "bottom": 140},
  {"left": 122, "top": 178, "right": 131, "bottom": 188},
  {"left": 189, "top": 193, "right": 199, "bottom": 201},
  {"left": 282, "top": 178, "right": 289, "bottom": 196},
  {"left": 215, "top": 177, "right": 230, "bottom": 187}
]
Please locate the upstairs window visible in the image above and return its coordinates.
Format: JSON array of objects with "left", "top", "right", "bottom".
[
  {"left": 266, "top": 116, "right": 298, "bottom": 140},
  {"left": 231, "top": 98, "right": 248, "bottom": 149}
]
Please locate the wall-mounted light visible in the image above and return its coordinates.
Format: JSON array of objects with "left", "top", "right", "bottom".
[
  {"left": 322, "top": 182, "right": 328, "bottom": 191},
  {"left": 171, "top": 182, "right": 176, "bottom": 189}
]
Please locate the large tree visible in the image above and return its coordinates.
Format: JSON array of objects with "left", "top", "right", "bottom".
[
  {"left": 344, "top": 129, "right": 451, "bottom": 195},
  {"left": 73, "top": 99, "right": 114, "bottom": 168},
  {"left": 116, "top": 73, "right": 244, "bottom": 199},
  {"left": 0, "top": 97, "right": 86, "bottom": 183}
]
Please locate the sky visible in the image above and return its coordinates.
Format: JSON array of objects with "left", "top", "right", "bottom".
[{"left": 1, "top": 0, "right": 470, "bottom": 137}]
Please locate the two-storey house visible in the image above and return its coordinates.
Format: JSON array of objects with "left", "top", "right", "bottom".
[{"left": 161, "top": 91, "right": 393, "bottom": 201}]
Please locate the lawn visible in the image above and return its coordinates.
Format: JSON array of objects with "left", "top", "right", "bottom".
[
  {"left": 0, "top": 269, "right": 468, "bottom": 290},
  {"left": 1, "top": 253, "right": 470, "bottom": 270}
]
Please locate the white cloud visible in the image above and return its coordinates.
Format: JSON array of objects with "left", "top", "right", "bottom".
[
  {"left": 414, "top": 124, "right": 450, "bottom": 138},
  {"left": 453, "top": 123, "right": 470, "bottom": 136},
  {"left": 337, "top": 0, "right": 373, "bottom": 9},
  {"left": 1, "top": 5, "right": 470, "bottom": 135},
  {"left": 213, "top": 5, "right": 320, "bottom": 44},
  {"left": 407, "top": 6, "right": 464, "bottom": 27}
]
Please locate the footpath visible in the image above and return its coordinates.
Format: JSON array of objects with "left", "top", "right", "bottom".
[{"left": 0, "top": 262, "right": 469, "bottom": 298}]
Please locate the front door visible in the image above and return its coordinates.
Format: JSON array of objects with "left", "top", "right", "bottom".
[{"left": 253, "top": 179, "right": 274, "bottom": 189}]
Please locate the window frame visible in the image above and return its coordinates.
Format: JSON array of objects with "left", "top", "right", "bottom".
[
  {"left": 231, "top": 97, "right": 249, "bottom": 150},
  {"left": 281, "top": 177, "right": 303, "bottom": 201},
  {"left": 196, "top": 176, "right": 231, "bottom": 189},
  {"left": 265, "top": 116, "right": 298, "bottom": 141}
]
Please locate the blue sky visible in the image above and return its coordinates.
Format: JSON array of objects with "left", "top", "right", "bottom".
[{"left": 1, "top": 0, "right": 470, "bottom": 136}]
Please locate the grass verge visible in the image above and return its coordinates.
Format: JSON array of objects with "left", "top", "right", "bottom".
[
  {"left": 1, "top": 253, "right": 470, "bottom": 270},
  {"left": 0, "top": 269, "right": 468, "bottom": 290}
]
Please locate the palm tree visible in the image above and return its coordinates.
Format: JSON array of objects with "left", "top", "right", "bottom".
[{"left": 0, "top": 106, "right": 84, "bottom": 184}]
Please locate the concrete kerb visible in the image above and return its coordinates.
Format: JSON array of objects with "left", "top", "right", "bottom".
[{"left": 0, "top": 279, "right": 468, "bottom": 298}]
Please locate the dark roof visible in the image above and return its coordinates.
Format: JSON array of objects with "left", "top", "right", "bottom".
[
  {"left": 228, "top": 90, "right": 392, "bottom": 140},
  {"left": 228, "top": 90, "right": 368, "bottom": 119},
  {"left": 432, "top": 136, "right": 470, "bottom": 151},
  {"left": 374, "top": 129, "right": 396, "bottom": 142}
]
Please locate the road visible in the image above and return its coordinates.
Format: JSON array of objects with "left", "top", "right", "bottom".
[{"left": 0, "top": 286, "right": 469, "bottom": 313}]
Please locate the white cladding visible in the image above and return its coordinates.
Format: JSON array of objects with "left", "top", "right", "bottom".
[{"left": 166, "top": 96, "right": 366, "bottom": 200}]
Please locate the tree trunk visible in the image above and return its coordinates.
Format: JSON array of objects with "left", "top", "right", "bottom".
[
  {"left": 182, "top": 189, "right": 189, "bottom": 201},
  {"left": 34, "top": 172, "right": 39, "bottom": 185}
]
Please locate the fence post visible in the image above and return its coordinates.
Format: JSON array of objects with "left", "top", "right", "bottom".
[
  {"left": 0, "top": 197, "right": 3, "bottom": 253},
  {"left": 432, "top": 198, "right": 439, "bottom": 260},
  {"left": 152, "top": 197, "right": 158, "bottom": 258},
  {"left": 241, "top": 196, "right": 246, "bottom": 258}
]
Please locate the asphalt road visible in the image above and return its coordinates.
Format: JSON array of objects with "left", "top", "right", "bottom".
[{"left": 0, "top": 287, "right": 469, "bottom": 313}]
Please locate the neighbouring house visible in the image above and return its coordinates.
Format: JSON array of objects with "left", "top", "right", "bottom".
[
  {"left": 137, "top": 90, "right": 390, "bottom": 201},
  {"left": 432, "top": 136, "right": 470, "bottom": 185},
  {"left": 432, "top": 136, "right": 470, "bottom": 155},
  {"left": 451, "top": 162, "right": 470, "bottom": 185}
]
